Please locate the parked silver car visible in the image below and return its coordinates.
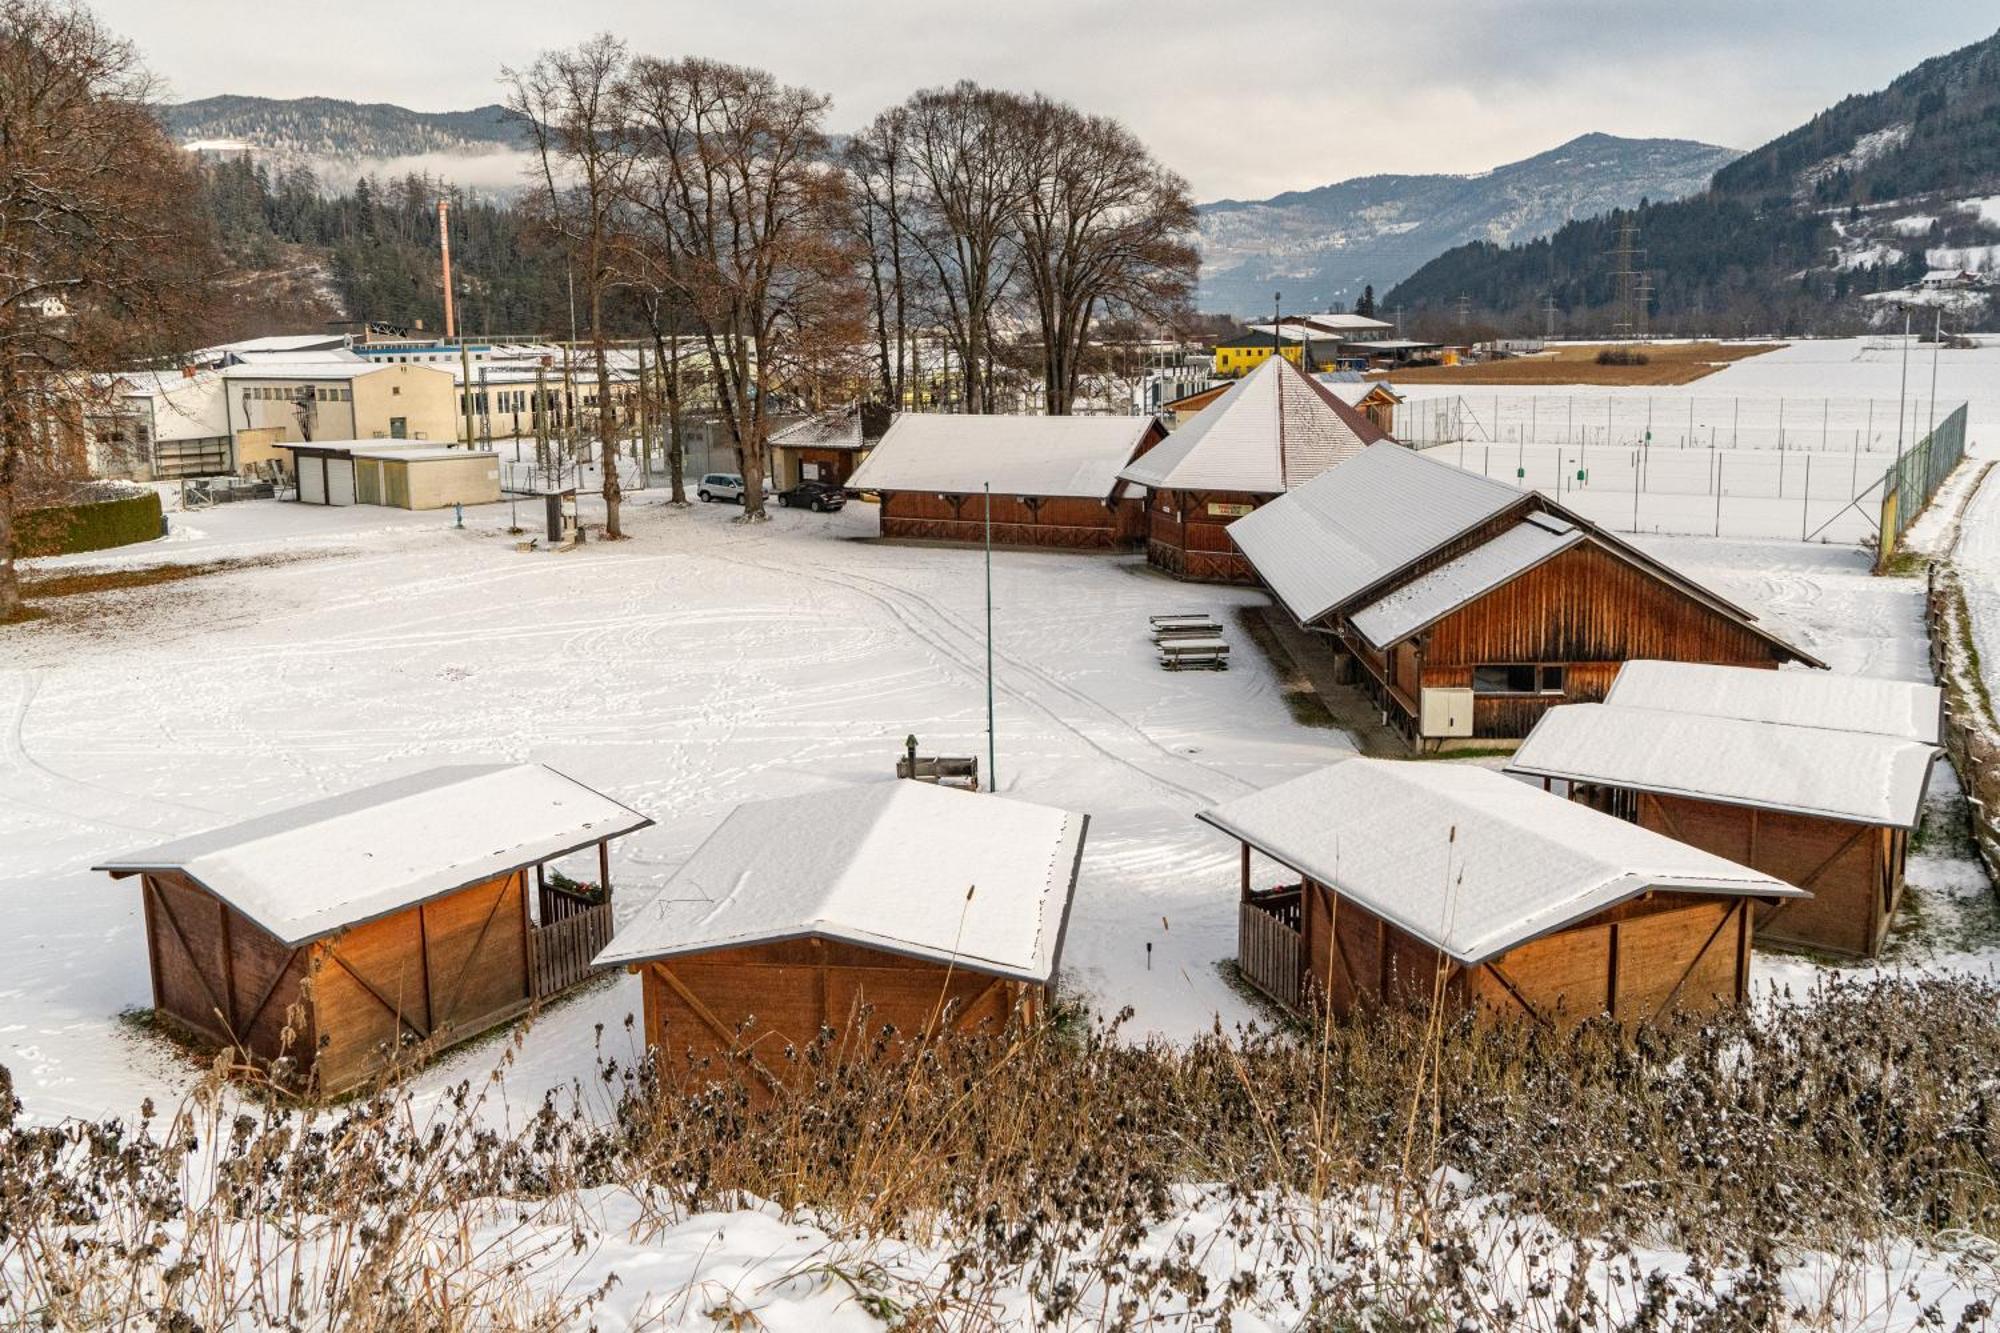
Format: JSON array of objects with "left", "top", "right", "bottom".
[{"left": 696, "top": 472, "right": 770, "bottom": 504}]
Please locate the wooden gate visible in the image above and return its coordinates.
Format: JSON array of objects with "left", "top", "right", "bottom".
[
  {"left": 1238, "top": 894, "right": 1303, "bottom": 1012},
  {"left": 530, "top": 901, "right": 615, "bottom": 999}
]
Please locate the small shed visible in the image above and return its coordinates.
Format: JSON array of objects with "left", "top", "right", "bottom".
[
  {"left": 1206, "top": 758, "right": 1801, "bottom": 1025},
  {"left": 1508, "top": 662, "right": 1942, "bottom": 957},
  {"left": 96, "top": 764, "right": 652, "bottom": 1095},
  {"left": 1226, "top": 444, "right": 1821, "bottom": 744},
  {"left": 1118, "top": 356, "right": 1388, "bottom": 582},
  {"left": 844, "top": 413, "right": 1166, "bottom": 549},
  {"left": 281, "top": 441, "right": 501, "bottom": 509},
  {"left": 596, "top": 781, "right": 1087, "bottom": 1087},
  {"left": 768, "top": 402, "right": 892, "bottom": 489},
  {"left": 1316, "top": 376, "right": 1404, "bottom": 435}
]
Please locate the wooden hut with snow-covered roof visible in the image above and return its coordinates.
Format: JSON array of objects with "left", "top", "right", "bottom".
[
  {"left": 1118, "top": 356, "right": 1389, "bottom": 582},
  {"left": 1226, "top": 443, "right": 1822, "bottom": 745},
  {"left": 1208, "top": 757, "right": 1803, "bottom": 1024},
  {"left": 96, "top": 764, "right": 652, "bottom": 1095},
  {"left": 596, "top": 781, "right": 1087, "bottom": 1088},
  {"left": 844, "top": 413, "right": 1165, "bottom": 549},
  {"left": 1507, "top": 662, "right": 1942, "bottom": 958}
]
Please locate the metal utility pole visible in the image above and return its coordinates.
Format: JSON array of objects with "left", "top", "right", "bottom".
[
  {"left": 1542, "top": 293, "right": 1557, "bottom": 340},
  {"left": 1928, "top": 306, "right": 1942, "bottom": 443},
  {"left": 1894, "top": 306, "right": 1912, "bottom": 464},
  {"left": 637, "top": 345, "right": 653, "bottom": 489},
  {"left": 1606, "top": 218, "right": 1645, "bottom": 340},
  {"left": 533, "top": 361, "right": 550, "bottom": 475},
  {"left": 984, "top": 482, "right": 997, "bottom": 793},
  {"left": 437, "top": 199, "right": 456, "bottom": 340},
  {"left": 459, "top": 338, "right": 476, "bottom": 447}
]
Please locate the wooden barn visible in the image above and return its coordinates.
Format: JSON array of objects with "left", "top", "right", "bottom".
[
  {"left": 96, "top": 764, "right": 651, "bottom": 1095},
  {"left": 1207, "top": 757, "right": 1803, "bottom": 1025},
  {"left": 1317, "top": 377, "right": 1404, "bottom": 435},
  {"left": 595, "top": 781, "right": 1087, "bottom": 1088},
  {"left": 844, "top": 413, "right": 1166, "bottom": 549},
  {"left": 1508, "top": 662, "right": 1941, "bottom": 958},
  {"left": 1117, "top": 355, "right": 1388, "bottom": 582},
  {"left": 768, "top": 401, "right": 892, "bottom": 490},
  {"left": 1227, "top": 443, "right": 1823, "bottom": 744}
]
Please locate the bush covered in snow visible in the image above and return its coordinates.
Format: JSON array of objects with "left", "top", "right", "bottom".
[{"left": 3, "top": 974, "right": 1998, "bottom": 1328}]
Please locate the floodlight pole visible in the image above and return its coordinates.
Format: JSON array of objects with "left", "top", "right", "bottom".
[
  {"left": 1894, "top": 306, "right": 1911, "bottom": 465},
  {"left": 1928, "top": 306, "right": 1942, "bottom": 442},
  {"left": 984, "top": 482, "right": 997, "bottom": 792}
]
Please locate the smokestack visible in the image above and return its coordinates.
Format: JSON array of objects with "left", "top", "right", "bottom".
[{"left": 437, "top": 198, "right": 456, "bottom": 341}]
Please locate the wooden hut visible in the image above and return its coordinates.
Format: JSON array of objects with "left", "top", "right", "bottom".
[
  {"left": 1318, "top": 377, "right": 1404, "bottom": 435},
  {"left": 1227, "top": 443, "right": 1822, "bottom": 745},
  {"left": 595, "top": 781, "right": 1087, "bottom": 1087},
  {"left": 1117, "top": 356, "right": 1388, "bottom": 583},
  {"left": 1508, "top": 662, "right": 1941, "bottom": 958},
  {"left": 1206, "top": 757, "right": 1802, "bottom": 1025},
  {"left": 844, "top": 413, "right": 1166, "bottom": 549},
  {"left": 96, "top": 764, "right": 651, "bottom": 1095},
  {"left": 768, "top": 401, "right": 892, "bottom": 490}
]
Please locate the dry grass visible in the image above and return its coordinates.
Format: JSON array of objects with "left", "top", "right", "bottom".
[
  {"left": 4, "top": 975, "right": 1999, "bottom": 1328},
  {"left": 17, "top": 558, "right": 258, "bottom": 601},
  {"left": 1387, "top": 341, "right": 1778, "bottom": 386}
]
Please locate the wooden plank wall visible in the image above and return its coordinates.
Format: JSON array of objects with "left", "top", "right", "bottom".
[
  {"left": 1145, "top": 490, "right": 1267, "bottom": 583},
  {"left": 1301, "top": 876, "right": 1752, "bottom": 1025},
  {"left": 143, "top": 871, "right": 313, "bottom": 1063},
  {"left": 642, "top": 937, "right": 1035, "bottom": 1086},
  {"left": 1638, "top": 792, "right": 1892, "bottom": 957},
  {"left": 311, "top": 870, "right": 530, "bottom": 1093},
  {"left": 879, "top": 491, "right": 1134, "bottom": 548}
]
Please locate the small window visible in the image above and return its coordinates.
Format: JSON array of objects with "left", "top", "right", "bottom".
[
  {"left": 1472, "top": 664, "right": 1539, "bottom": 694},
  {"left": 1539, "top": 665, "right": 1566, "bottom": 694}
]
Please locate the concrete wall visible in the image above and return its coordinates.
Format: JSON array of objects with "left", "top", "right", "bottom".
[
  {"left": 351, "top": 365, "right": 457, "bottom": 443},
  {"left": 396, "top": 453, "right": 503, "bottom": 509}
]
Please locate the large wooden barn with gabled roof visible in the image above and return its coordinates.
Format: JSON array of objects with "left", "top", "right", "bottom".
[
  {"left": 1226, "top": 443, "right": 1823, "bottom": 744},
  {"left": 1508, "top": 662, "right": 1942, "bottom": 958},
  {"left": 96, "top": 764, "right": 652, "bottom": 1096},
  {"left": 596, "top": 781, "right": 1087, "bottom": 1089},
  {"left": 844, "top": 412, "right": 1165, "bottom": 549},
  {"left": 1117, "top": 356, "right": 1389, "bottom": 583},
  {"left": 1207, "top": 757, "right": 1803, "bottom": 1025}
]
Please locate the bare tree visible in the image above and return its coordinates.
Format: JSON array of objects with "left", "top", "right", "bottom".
[
  {"left": 0, "top": 0, "right": 212, "bottom": 620},
  {"left": 617, "top": 56, "right": 856, "bottom": 521},
  {"left": 898, "top": 82, "right": 1029, "bottom": 414},
  {"left": 844, "top": 107, "right": 917, "bottom": 412},
  {"left": 1014, "top": 96, "right": 1196, "bottom": 414},
  {"left": 506, "top": 35, "right": 633, "bottom": 538}
]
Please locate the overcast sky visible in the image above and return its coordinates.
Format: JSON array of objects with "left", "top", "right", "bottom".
[{"left": 95, "top": 1, "right": 1999, "bottom": 201}]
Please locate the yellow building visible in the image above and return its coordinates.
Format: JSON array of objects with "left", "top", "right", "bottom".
[
  {"left": 222, "top": 361, "right": 458, "bottom": 447},
  {"left": 1213, "top": 332, "right": 1300, "bottom": 378}
]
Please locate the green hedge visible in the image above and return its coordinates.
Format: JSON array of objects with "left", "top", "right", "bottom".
[{"left": 16, "top": 489, "right": 163, "bottom": 558}]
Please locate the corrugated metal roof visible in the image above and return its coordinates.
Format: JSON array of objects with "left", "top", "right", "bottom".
[
  {"left": 1507, "top": 703, "right": 1939, "bottom": 828},
  {"left": 95, "top": 765, "right": 653, "bottom": 947},
  {"left": 770, "top": 407, "right": 866, "bottom": 450},
  {"left": 1117, "top": 357, "right": 1386, "bottom": 493},
  {"left": 1199, "top": 757, "right": 1801, "bottom": 966},
  {"left": 1350, "top": 518, "right": 1585, "bottom": 649},
  {"left": 1605, "top": 661, "right": 1941, "bottom": 745},
  {"left": 597, "top": 782, "right": 1087, "bottom": 983},
  {"left": 846, "top": 414, "right": 1158, "bottom": 498},
  {"left": 1225, "top": 442, "right": 1529, "bottom": 624}
]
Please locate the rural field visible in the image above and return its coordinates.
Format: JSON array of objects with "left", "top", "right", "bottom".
[{"left": 1384, "top": 339, "right": 1778, "bottom": 385}]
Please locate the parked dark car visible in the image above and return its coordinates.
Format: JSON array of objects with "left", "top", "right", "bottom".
[{"left": 776, "top": 480, "right": 846, "bottom": 512}]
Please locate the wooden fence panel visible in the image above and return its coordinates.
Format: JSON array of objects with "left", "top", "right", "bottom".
[
  {"left": 530, "top": 901, "right": 616, "bottom": 999},
  {"left": 1238, "top": 900, "right": 1302, "bottom": 1012}
]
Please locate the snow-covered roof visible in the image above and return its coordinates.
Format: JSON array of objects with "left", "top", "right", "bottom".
[
  {"left": 1507, "top": 704, "right": 1938, "bottom": 828},
  {"left": 597, "top": 782, "right": 1086, "bottom": 982},
  {"left": 1316, "top": 378, "right": 1402, "bottom": 407},
  {"left": 1605, "top": 660, "right": 1941, "bottom": 744},
  {"left": 1350, "top": 514, "right": 1585, "bottom": 648},
  {"left": 221, "top": 360, "right": 408, "bottom": 382},
  {"left": 846, "top": 413, "right": 1159, "bottom": 499},
  {"left": 274, "top": 439, "right": 469, "bottom": 457},
  {"left": 769, "top": 410, "right": 864, "bottom": 450},
  {"left": 95, "top": 765, "right": 652, "bottom": 947},
  {"left": 1199, "top": 758, "right": 1801, "bottom": 966},
  {"left": 1225, "top": 442, "right": 1528, "bottom": 624},
  {"left": 1118, "top": 356, "right": 1386, "bottom": 493},
  {"left": 228, "top": 349, "right": 367, "bottom": 368}
]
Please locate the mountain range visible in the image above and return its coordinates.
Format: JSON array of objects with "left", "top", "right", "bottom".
[
  {"left": 1195, "top": 133, "right": 1741, "bottom": 318},
  {"left": 1386, "top": 28, "right": 2000, "bottom": 333},
  {"left": 161, "top": 95, "right": 536, "bottom": 194}
]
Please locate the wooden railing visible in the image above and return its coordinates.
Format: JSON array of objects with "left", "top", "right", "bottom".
[
  {"left": 530, "top": 900, "right": 615, "bottom": 999},
  {"left": 1238, "top": 892, "right": 1303, "bottom": 1012}
]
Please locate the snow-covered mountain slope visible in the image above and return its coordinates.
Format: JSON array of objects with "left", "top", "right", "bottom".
[{"left": 1196, "top": 133, "right": 1738, "bottom": 317}]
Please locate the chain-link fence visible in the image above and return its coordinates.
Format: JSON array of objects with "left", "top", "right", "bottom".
[
  {"left": 1395, "top": 393, "right": 1958, "bottom": 457},
  {"left": 1878, "top": 404, "right": 1969, "bottom": 566}
]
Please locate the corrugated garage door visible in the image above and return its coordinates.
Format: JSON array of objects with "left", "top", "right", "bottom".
[
  {"left": 327, "top": 459, "right": 357, "bottom": 506},
  {"left": 299, "top": 456, "right": 326, "bottom": 504}
]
